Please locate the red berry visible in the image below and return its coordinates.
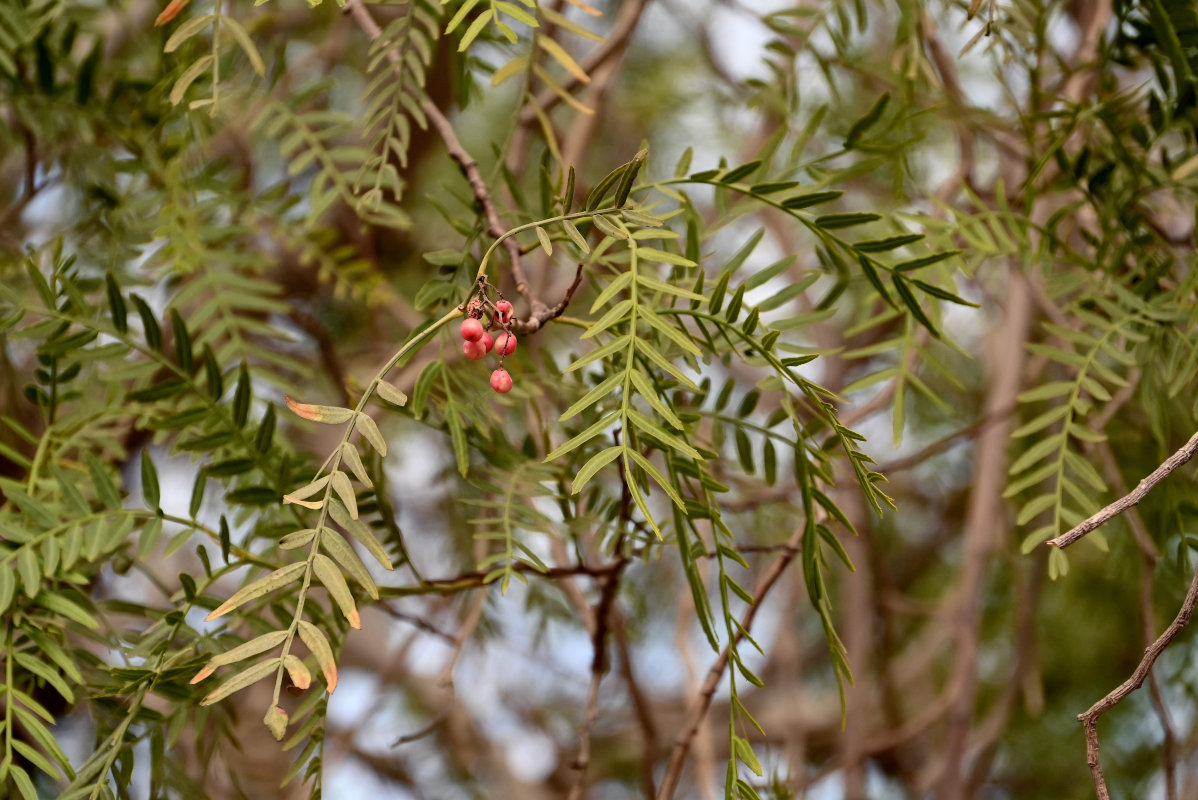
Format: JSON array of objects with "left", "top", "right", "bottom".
[
  {"left": 460, "top": 318, "right": 485, "bottom": 342},
  {"left": 495, "top": 300, "right": 514, "bottom": 324},
  {"left": 495, "top": 332, "right": 517, "bottom": 355},
  {"left": 466, "top": 298, "right": 484, "bottom": 318},
  {"left": 480, "top": 331, "right": 494, "bottom": 353},
  {"left": 463, "top": 340, "right": 487, "bottom": 360},
  {"left": 490, "top": 368, "right": 513, "bottom": 394}
]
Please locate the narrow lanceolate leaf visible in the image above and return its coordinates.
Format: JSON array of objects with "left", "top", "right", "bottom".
[
  {"left": 560, "top": 373, "right": 623, "bottom": 421},
  {"left": 297, "top": 620, "right": 338, "bottom": 692},
  {"left": 283, "top": 475, "right": 330, "bottom": 509},
  {"left": 329, "top": 471, "right": 359, "bottom": 519},
  {"left": 355, "top": 412, "right": 388, "bottom": 457},
  {"left": 637, "top": 247, "right": 696, "bottom": 267},
  {"left": 169, "top": 55, "right": 213, "bottom": 106},
  {"left": 545, "top": 410, "right": 621, "bottom": 461},
  {"left": 313, "top": 553, "right": 361, "bottom": 629},
  {"left": 279, "top": 529, "right": 317, "bottom": 550},
  {"left": 328, "top": 501, "right": 393, "bottom": 570},
  {"left": 628, "top": 449, "right": 685, "bottom": 509},
  {"left": 0, "top": 567, "right": 15, "bottom": 615},
  {"left": 200, "top": 658, "right": 281, "bottom": 706},
  {"left": 36, "top": 592, "right": 99, "bottom": 630},
  {"left": 206, "top": 562, "right": 307, "bottom": 621},
  {"left": 191, "top": 630, "right": 289, "bottom": 684},
  {"left": 374, "top": 380, "right": 408, "bottom": 407},
  {"left": 340, "top": 442, "right": 373, "bottom": 489},
  {"left": 562, "top": 219, "right": 590, "bottom": 252},
  {"left": 320, "top": 528, "right": 377, "bottom": 599},
  {"left": 285, "top": 396, "right": 354, "bottom": 424},
  {"left": 572, "top": 446, "right": 622, "bottom": 494},
  {"left": 141, "top": 449, "right": 161, "bottom": 511}
]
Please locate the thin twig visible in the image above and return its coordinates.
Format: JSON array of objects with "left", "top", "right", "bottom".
[
  {"left": 876, "top": 404, "right": 1017, "bottom": 474},
  {"left": 1078, "top": 561, "right": 1198, "bottom": 800},
  {"left": 567, "top": 557, "right": 626, "bottom": 800},
  {"left": 655, "top": 529, "right": 803, "bottom": 800},
  {"left": 1047, "top": 429, "right": 1198, "bottom": 549}
]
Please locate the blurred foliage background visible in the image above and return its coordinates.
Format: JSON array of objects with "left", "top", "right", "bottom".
[{"left": 3, "top": 0, "right": 1198, "bottom": 799}]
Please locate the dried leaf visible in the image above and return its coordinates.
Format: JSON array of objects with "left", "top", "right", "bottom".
[
  {"left": 285, "top": 396, "right": 355, "bottom": 424},
  {"left": 264, "top": 705, "right": 288, "bottom": 741}
]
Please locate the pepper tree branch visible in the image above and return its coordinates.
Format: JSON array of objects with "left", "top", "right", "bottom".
[
  {"left": 345, "top": 0, "right": 565, "bottom": 326},
  {"left": 1078, "top": 560, "right": 1198, "bottom": 800},
  {"left": 655, "top": 526, "right": 803, "bottom": 800},
  {"left": 1046, "top": 429, "right": 1198, "bottom": 549}
]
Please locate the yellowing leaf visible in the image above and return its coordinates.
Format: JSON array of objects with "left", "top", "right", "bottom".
[
  {"left": 200, "top": 658, "right": 280, "bottom": 705},
  {"left": 320, "top": 528, "right": 378, "bottom": 599},
  {"left": 297, "top": 620, "right": 338, "bottom": 692},
  {"left": 537, "top": 37, "right": 590, "bottom": 84},
  {"left": 329, "top": 471, "right": 359, "bottom": 519},
  {"left": 355, "top": 412, "right": 388, "bottom": 457},
  {"left": 264, "top": 705, "right": 288, "bottom": 741},
  {"left": 313, "top": 553, "right": 360, "bottom": 629},
  {"left": 285, "top": 396, "right": 355, "bottom": 424},
  {"left": 283, "top": 475, "right": 330, "bottom": 509},
  {"left": 205, "top": 562, "right": 306, "bottom": 621},
  {"left": 374, "top": 380, "right": 408, "bottom": 407},
  {"left": 191, "top": 630, "right": 288, "bottom": 684},
  {"left": 283, "top": 654, "right": 312, "bottom": 691}
]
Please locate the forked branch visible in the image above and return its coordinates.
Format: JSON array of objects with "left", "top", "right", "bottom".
[{"left": 1078, "top": 562, "right": 1198, "bottom": 800}]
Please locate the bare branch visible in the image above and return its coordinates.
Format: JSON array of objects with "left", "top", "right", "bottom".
[
  {"left": 1047, "top": 429, "right": 1198, "bottom": 550},
  {"left": 656, "top": 528, "right": 803, "bottom": 800},
  {"left": 1079, "top": 560, "right": 1198, "bottom": 800}
]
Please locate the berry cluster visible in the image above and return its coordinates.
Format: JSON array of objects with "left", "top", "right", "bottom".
[{"left": 460, "top": 295, "right": 517, "bottom": 393}]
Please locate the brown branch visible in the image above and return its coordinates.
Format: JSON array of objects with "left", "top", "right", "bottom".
[
  {"left": 612, "top": 607, "right": 659, "bottom": 798},
  {"left": 876, "top": 404, "right": 1017, "bottom": 474},
  {"left": 655, "top": 527, "right": 803, "bottom": 800},
  {"left": 567, "top": 556, "right": 626, "bottom": 800},
  {"left": 510, "top": 261, "right": 586, "bottom": 334},
  {"left": 1079, "top": 560, "right": 1198, "bottom": 800},
  {"left": 343, "top": 0, "right": 540, "bottom": 312},
  {"left": 1046, "top": 429, "right": 1198, "bottom": 549}
]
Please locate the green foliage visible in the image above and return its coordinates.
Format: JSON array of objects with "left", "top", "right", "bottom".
[{"left": 4, "top": 1, "right": 1198, "bottom": 799}]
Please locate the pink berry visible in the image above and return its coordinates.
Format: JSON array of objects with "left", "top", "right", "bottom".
[
  {"left": 495, "top": 332, "right": 517, "bottom": 355},
  {"left": 495, "top": 300, "right": 514, "bottom": 324},
  {"left": 466, "top": 298, "right": 484, "bottom": 318},
  {"left": 480, "top": 331, "right": 494, "bottom": 353},
  {"left": 460, "top": 318, "right": 484, "bottom": 342},
  {"left": 463, "top": 340, "right": 487, "bottom": 360},
  {"left": 490, "top": 368, "right": 513, "bottom": 394}
]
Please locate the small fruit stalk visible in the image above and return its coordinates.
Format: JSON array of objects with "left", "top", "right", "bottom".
[{"left": 460, "top": 283, "right": 518, "bottom": 393}]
